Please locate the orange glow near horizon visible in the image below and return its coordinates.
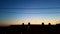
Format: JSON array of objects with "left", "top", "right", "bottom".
[{"left": 0, "top": 21, "right": 60, "bottom": 26}]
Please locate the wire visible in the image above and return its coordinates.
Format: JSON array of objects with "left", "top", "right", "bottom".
[{"left": 0, "top": 7, "right": 60, "bottom": 9}]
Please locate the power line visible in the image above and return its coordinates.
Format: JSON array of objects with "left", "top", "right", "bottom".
[
  {"left": 2, "top": 12, "right": 60, "bottom": 14},
  {"left": 0, "top": 7, "right": 60, "bottom": 9}
]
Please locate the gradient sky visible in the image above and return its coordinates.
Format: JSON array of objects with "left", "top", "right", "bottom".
[{"left": 0, "top": 0, "right": 60, "bottom": 25}]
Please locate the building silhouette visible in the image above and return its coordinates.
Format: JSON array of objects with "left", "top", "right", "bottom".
[{"left": 0, "top": 22, "right": 60, "bottom": 34}]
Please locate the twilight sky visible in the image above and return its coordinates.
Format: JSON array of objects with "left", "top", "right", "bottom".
[{"left": 0, "top": 0, "right": 60, "bottom": 25}]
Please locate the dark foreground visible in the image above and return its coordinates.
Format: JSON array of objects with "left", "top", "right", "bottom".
[{"left": 0, "top": 24, "right": 60, "bottom": 34}]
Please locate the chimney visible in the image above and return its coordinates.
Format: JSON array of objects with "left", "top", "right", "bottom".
[
  {"left": 22, "top": 23, "right": 24, "bottom": 25},
  {"left": 42, "top": 22, "right": 44, "bottom": 25},
  {"left": 28, "top": 22, "right": 30, "bottom": 25},
  {"left": 48, "top": 23, "right": 51, "bottom": 25},
  {"left": 28, "top": 22, "right": 30, "bottom": 30}
]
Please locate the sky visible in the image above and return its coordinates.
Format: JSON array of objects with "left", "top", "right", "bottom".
[{"left": 0, "top": 0, "right": 60, "bottom": 25}]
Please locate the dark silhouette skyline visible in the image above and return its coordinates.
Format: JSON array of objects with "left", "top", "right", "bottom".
[{"left": 0, "top": 23, "right": 60, "bottom": 34}]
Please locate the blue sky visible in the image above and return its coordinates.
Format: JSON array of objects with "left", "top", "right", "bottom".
[{"left": 0, "top": 0, "right": 60, "bottom": 24}]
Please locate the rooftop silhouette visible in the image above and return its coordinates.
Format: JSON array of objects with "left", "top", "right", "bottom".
[{"left": 0, "top": 22, "right": 60, "bottom": 34}]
